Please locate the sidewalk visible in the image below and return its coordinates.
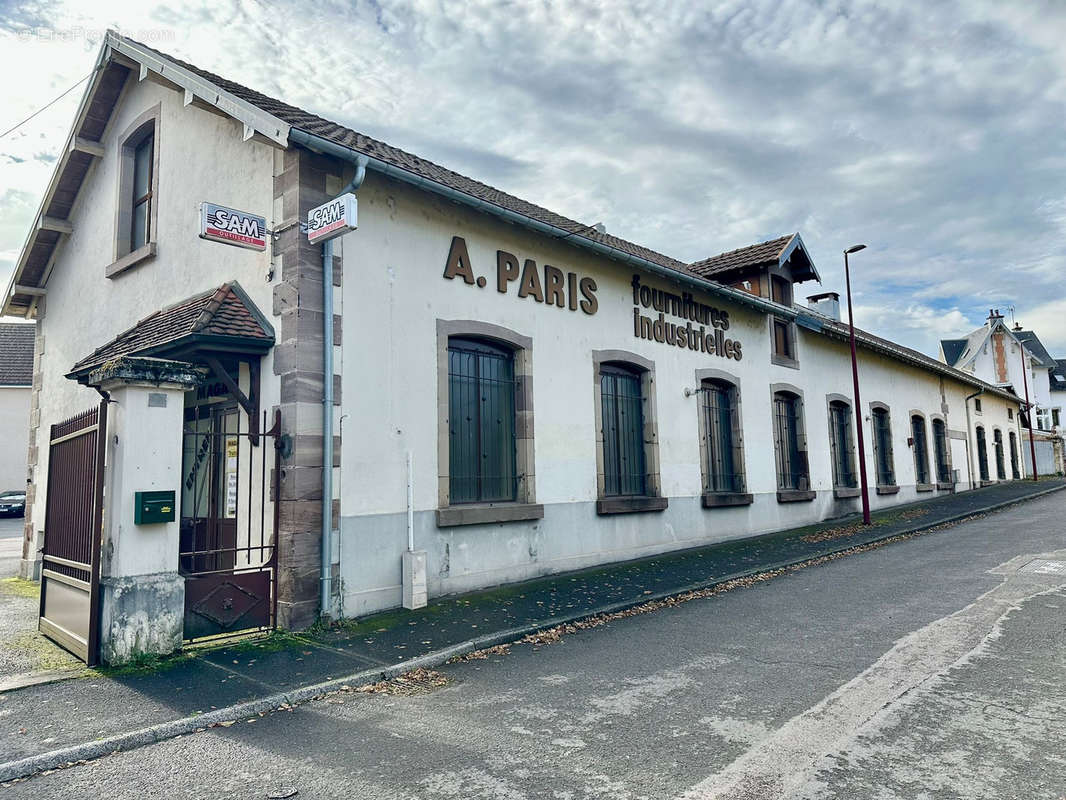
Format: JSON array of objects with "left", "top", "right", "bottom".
[{"left": 1, "top": 478, "right": 1063, "bottom": 778}]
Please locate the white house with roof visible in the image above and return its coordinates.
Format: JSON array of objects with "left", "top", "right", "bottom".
[{"left": 0, "top": 323, "right": 35, "bottom": 493}]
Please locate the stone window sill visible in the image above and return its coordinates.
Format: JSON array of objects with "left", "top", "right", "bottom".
[
  {"left": 106, "top": 242, "right": 157, "bottom": 278},
  {"left": 936, "top": 481, "right": 954, "bottom": 491},
  {"left": 833, "top": 487, "right": 860, "bottom": 499},
  {"left": 771, "top": 353, "right": 800, "bottom": 370},
  {"left": 702, "top": 491, "right": 754, "bottom": 508},
  {"left": 777, "top": 489, "right": 815, "bottom": 503},
  {"left": 876, "top": 485, "right": 899, "bottom": 495},
  {"left": 436, "top": 502, "right": 544, "bottom": 528},
  {"left": 596, "top": 496, "right": 669, "bottom": 515},
  {"left": 915, "top": 483, "right": 935, "bottom": 492}
]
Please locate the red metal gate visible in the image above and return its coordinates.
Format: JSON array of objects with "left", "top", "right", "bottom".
[
  {"left": 39, "top": 402, "right": 108, "bottom": 665},
  {"left": 180, "top": 408, "right": 280, "bottom": 640}
]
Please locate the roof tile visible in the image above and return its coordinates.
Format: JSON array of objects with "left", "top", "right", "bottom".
[{"left": 0, "top": 324, "right": 34, "bottom": 386}]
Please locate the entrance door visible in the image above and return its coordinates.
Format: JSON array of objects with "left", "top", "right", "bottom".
[
  {"left": 39, "top": 402, "right": 108, "bottom": 665},
  {"left": 180, "top": 406, "right": 279, "bottom": 640}
]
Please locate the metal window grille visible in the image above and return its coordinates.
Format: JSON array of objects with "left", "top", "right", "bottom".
[
  {"left": 932, "top": 419, "right": 951, "bottom": 483},
  {"left": 773, "top": 393, "right": 807, "bottom": 490},
  {"left": 993, "top": 429, "right": 1006, "bottom": 480},
  {"left": 1009, "top": 432, "right": 1020, "bottom": 479},
  {"left": 873, "top": 408, "right": 895, "bottom": 485},
  {"left": 448, "top": 338, "right": 518, "bottom": 504},
  {"left": 976, "top": 427, "right": 990, "bottom": 481},
  {"left": 601, "top": 366, "right": 647, "bottom": 496},
  {"left": 700, "top": 382, "right": 744, "bottom": 493},
  {"left": 911, "top": 416, "right": 930, "bottom": 484},
  {"left": 829, "top": 401, "right": 857, "bottom": 488}
]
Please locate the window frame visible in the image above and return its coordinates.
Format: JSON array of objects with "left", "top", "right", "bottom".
[
  {"left": 826, "top": 394, "right": 859, "bottom": 498},
  {"left": 592, "top": 350, "right": 666, "bottom": 515},
  {"left": 435, "top": 320, "right": 542, "bottom": 527},
  {"left": 993, "top": 428, "right": 1006, "bottom": 480},
  {"left": 975, "top": 424, "right": 990, "bottom": 483},
  {"left": 108, "top": 104, "right": 161, "bottom": 278},
  {"left": 1009, "top": 430, "right": 1020, "bottom": 479},
  {"left": 695, "top": 369, "right": 751, "bottom": 507},
  {"left": 910, "top": 412, "right": 933, "bottom": 490},
  {"left": 771, "top": 384, "right": 813, "bottom": 502},
  {"left": 930, "top": 415, "right": 953, "bottom": 489},
  {"left": 870, "top": 402, "right": 898, "bottom": 493}
]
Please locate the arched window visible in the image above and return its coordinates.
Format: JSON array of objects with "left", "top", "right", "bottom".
[
  {"left": 447, "top": 337, "right": 517, "bottom": 503},
  {"left": 700, "top": 380, "right": 744, "bottom": 493},
  {"left": 911, "top": 415, "right": 930, "bottom": 485},
  {"left": 932, "top": 418, "right": 951, "bottom": 484},
  {"left": 600, "top": 363, "right": 647, "bottom": 497},
  {"left": 1009, "top": 431, "right": 1020, "bottom": 479},
  {"left": 871, "top": 405, "right": 895, "bottom": 487},
  {"left": 773, "top": 390, "right": 809, "bottom": 493},
  {"left": 976, "top": 425, "right": 990, "bottom": 482},
  {"left": 993, "top": 429, "right": 1006, "bottom": 480},
  {"left": 828, "top": 399, "right": 857, "bottom": 489}
]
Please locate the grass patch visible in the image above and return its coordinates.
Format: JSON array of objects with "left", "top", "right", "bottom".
[
  {"left": 93, "top": 648, "right": 196, "bottom": 678},
  {"left": 0, "top": 577, "right": 40, "bottom": 599},
  {"left": 8, "top": 631, "right": 80, "bottom": 672}
]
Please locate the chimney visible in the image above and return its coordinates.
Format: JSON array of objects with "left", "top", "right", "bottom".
[
  {"left": 987, "top": 308, "right": 1003, "bottom": 328},
  {"left": 807, "top": 291, "right": 840, "bottom": 321}
]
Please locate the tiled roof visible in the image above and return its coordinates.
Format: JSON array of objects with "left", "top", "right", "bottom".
[
  {"left": 689, "top": 235, "right": 794, "bottom": 278},
  {"left": 1051, "top": 359, "right": 1066, "bottom": 392},
  {"left": 940, "top": 338, "right": 968, "bottom": 367},
  {"left": 0, "top": 323, "right": 34, "bottom": 386},
  {"left": 136, "top": 41, "right": 693, "bottom": 278},
  {"left": 69, "top": 283, "right": 273, "bottom": 376},
  {"left": 1015, "top": 330, "right": 1057, "bottom": 368}
]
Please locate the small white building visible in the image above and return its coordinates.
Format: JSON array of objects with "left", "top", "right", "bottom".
[
  {"left": 0, "top": 323, "right": 34, "bottom": 493},
  {"left": 2, "top": 33, "right": 1026, "bottom": 664}
]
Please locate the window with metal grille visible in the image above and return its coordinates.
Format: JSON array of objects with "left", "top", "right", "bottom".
[
  {"left": 993, "top": 429, "right": 1006, "bottom": 480},
  {"left": 1009, "top": 431, "right": 1020, "bottom": 479},
  {"left": 131, "top": 132, "right": 154, "bottom": 251},
  {"left": 773, "top": 392, "right": 807, "bottom": 490},
  {"left": 700, "top": 381, "right": 744, "bottom": 493},
  {"left": 976, "top": 426, "right": 990, "bottom": 482},
  {"left": 600, "top": 364, "right": 647, "bottom": 497},
  {"left": 828, "top": 400, "right": 857, "bottom": 488},
  {"left": 447, "top": 338, "right": 517, "bottom": 504},
  {"left": 872, "top": 406, "right": 895, "bottom": 486},
  {"left": 911, "top": 415, "right": 930, "bottom": 484},
  {"left": 932, "top": 418, "right": 951, "bottom": 483}
]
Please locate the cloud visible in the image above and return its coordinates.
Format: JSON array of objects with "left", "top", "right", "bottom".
[{"left": 0, "top": 0, "right": 1063, "bottom": 357}]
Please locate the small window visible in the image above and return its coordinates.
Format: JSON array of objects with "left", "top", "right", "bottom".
[
  {"left": 131, "top": 133, "right": 154, "bottom": 251},
  {"left": 600, "top": 364, "right": 647, "bottom": 497},
  {"left": 872, "top": 406, "right": 895, "bottom": 486},
  {"left": 828, "top": 400, "right": 857, "bottom": 489},
  {"left": 993, "top": 429, "right": 1006, "bottom": 480},
  {"left": 773, "top": 391, "right": 808, "bottom": 491},
  {"left": 1053, "top": 408, "right": 1061, "bottom": 428},
  {"left": 772, "top": 319, "right": 793, "bottom": 359},
  {"left": 700, "top": 380, "right": 744, "bottom": 493},
  {"left": 1009, "top": 431, "right": 1020, "bottom": 479},
  {"left": 1007, "top": 407, "right": 1013, "bottom": 420},
  {"left": 976, "top": 425, "right": 990, "bottom": 482},
  {"left": 447, "top": 338, "right": 517, "bottom": 503},
  {"left": 974, "top": 397, "right": 982, "bottom": 413},
  {"left": 770, "top": 275, "right": 793, "bottom": 306},
  {"left": 911, "top": 415, "right": 930, "bottom": 485},
  {"left": 932, "top": 418, "right": 951, "bottom": 483}
]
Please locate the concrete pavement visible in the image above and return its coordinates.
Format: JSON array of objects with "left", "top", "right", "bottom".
[{"left": 3, "top": 487, "right": 1066, "bottom": 797}]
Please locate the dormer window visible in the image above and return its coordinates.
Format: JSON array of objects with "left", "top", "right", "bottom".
[{"left": 770, "top": 275, "right": 792, "bottom": 306}]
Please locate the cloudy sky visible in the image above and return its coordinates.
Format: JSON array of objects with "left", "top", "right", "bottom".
[{"left": 1, "top": 0, "right": 1064, "bottom": 355}]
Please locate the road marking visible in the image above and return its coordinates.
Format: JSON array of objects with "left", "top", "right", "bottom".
[{"left": 677, "top": 551, "right": 1066, "bottom": 800}]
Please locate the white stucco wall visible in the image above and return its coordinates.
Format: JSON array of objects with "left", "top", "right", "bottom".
[
  {"left": 0, "top": 386, "right": 30, "bottom": 491},
  {"left": 334, "top": 172, "right": 1023, "bottom": 616},
  {"left": 29, "top": 76, "right": 280, "bottom": 574}
]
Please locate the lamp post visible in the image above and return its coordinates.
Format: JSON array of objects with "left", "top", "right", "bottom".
[{"left": 844, "top": 244, "right": 872, "bottom": 525}]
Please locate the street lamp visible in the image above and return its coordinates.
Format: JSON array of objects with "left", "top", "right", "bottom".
[{"left": 844, "top": 244, "right": 872, "bottom": 525}]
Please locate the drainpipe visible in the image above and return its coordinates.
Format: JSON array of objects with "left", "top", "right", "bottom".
[
  {"left": 1018, "top": 346, "right": 1039, "bottom": 481},
  {"left": 964, "top": 388, "right": 983, "bottom": 490},
  {"left": 315, "top": 151, "right": 368, "bottom": 620}
]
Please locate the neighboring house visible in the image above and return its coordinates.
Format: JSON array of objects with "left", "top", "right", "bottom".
[
  {"left": 0, "top": 32, "right": 1026, "bottom": 664},
  {"left": 0, "top": 323, "right": 34, "bottom": 493},
  {"left": 940, "top": 310, "right": 1063, "bottom": 475}
]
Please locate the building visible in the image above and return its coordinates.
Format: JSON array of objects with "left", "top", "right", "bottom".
[
  {"left": 2, "top": 32, "right": 1026, "bottom": 664},
  {"left": 0, "top": 323, "right": 34, "bottom": 492},
  {"left": 940, "top": 312, "right": 1064, "bottom": 475}
]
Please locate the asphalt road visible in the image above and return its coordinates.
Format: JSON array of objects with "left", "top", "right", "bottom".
[
  {"left": 0, "top": 516, "right": 24, "bottom": 540},
  {"left": 7, "top": 491, "right": 1066, "bottom": 799}
]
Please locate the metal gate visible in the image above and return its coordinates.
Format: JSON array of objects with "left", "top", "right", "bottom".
[
  {"left": 39, "top": 402, "right": 108, "bottom": 665},
  {"left": 180, "top": 408, "right": 280, "bottom": 640}
]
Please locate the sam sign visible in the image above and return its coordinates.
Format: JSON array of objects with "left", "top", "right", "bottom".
[
  {"left": 307, "top": 193, "right": 358, "bottom": 244},
  {"left": 199, "top": 202, "right": 267, "bottom": 251}
]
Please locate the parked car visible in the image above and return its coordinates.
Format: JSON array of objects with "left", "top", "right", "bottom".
[{"left": 0, "top": 491, "right": 26, "bottom": 517}]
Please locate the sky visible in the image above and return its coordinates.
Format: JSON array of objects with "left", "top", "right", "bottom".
[{"left": 1, "top": 0, "right": 1064, "bottom": 356}]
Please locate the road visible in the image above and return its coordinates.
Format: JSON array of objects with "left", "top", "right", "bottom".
[{"left": 7, "top": 491, "right": 1066, "bottom": 799}]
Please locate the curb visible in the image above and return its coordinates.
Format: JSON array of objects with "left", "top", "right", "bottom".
[{"left": 2, "top": 482, "right": 1062, "bottom": 783}]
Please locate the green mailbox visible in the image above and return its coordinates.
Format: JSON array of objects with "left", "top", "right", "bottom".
[{"left": 134, "top": 491, "right": 176, "bottom": 525}]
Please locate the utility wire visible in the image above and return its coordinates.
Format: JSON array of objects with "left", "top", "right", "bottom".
[{"left": 1, "top": 70, "right": 95, "bottom": 140}]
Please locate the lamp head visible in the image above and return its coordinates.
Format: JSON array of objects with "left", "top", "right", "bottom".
[{"left": 844, "top": 244, "right": 867, "bottom": 255}]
